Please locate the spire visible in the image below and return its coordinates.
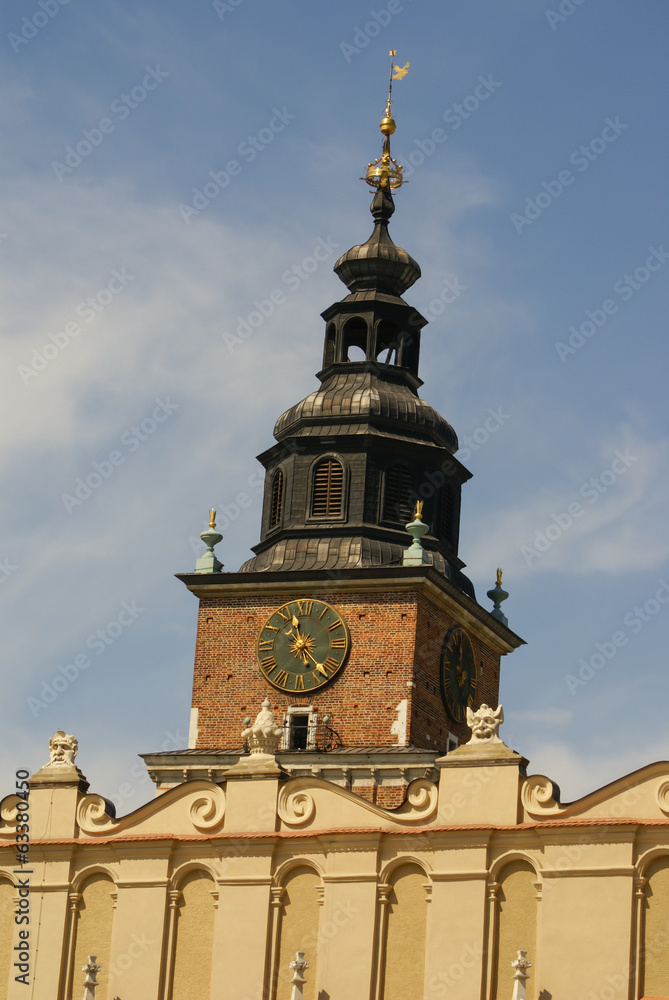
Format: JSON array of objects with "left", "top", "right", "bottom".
[
  {"left": 363, "top": 50, "right": 409, "bottom": 192},
  {"left": 240, "top": 51, "right": 475, "bottom": 595},
  {"left": 336, "top": 51, "right": 419, "bottom": 300}
]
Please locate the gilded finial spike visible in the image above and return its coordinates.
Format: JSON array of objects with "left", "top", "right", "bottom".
[
  {"left": 363, "top": 50, "right": 409, "bottom": 191},
  {"left": 496, "top": 567, "right": 503, "bottom": 586},
  {"left": 209, "top": 509, "right": 217, "bottom": 529},
  {"left": 414, "top": 500, "right": 424, "bottom": 520}
]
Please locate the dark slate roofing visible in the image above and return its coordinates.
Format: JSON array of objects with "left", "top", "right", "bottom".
[
  {"left": 334, "top": 179, "right": 421, "bottom": 298},
  {"left": 274, "top": 370, "right": 458, "bottom": 453},
  {"left": 239, "top": 535, "right": 476, "bottom": 597}
]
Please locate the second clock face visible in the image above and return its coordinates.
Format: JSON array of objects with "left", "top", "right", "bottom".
[
  {"left": 257, "top": 599, "right": 350, "bottom": 693},
  {"left": 440, "top": 626, "right": 477, "bottom": 723}
]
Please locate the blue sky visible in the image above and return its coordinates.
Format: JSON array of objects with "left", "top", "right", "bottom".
[{"left": 2, "top": 0, "right": 668, "bottom": 810}]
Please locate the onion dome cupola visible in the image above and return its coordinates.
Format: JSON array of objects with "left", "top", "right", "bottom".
[{"left": 241, "top": 53, "right": 474, "bottom": 598}]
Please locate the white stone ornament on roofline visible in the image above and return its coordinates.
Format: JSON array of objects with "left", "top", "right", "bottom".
[
  {"left": 46, "top": 730, "right": 78, "bottom": 767},
  {"left": 82, "top": 955, "right": 101, "bottom": 1000},
  {"left": 511, "top": 949, "right": 532, "bottom": 1000},
  {"left": 225, "top": 698, "right": 285, "bottom": 776},
  {"left": 29, "top": 731, "right": 90, "bottom": 791},
  {"left": 242, "top": 698, "right": 283, "bottom": 756},
  {"left": 289, "top": 951, "right": 309, "bottom": 1000},
  {"left": 465, "top": 703, "right": 504, "bottom": 745},
  {"left": 437, "top": 700, "right": 527, "bottom": 768}
]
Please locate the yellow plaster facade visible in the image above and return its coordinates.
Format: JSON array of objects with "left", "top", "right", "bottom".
[{"left": 1, "top": 736, "right": 669, "bottom": 999}]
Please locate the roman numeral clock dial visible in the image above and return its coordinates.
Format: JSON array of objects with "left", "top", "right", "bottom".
[
  {"left": 440, "top": 626, "right": 478, "bottom": 723},
  {"left": 257, "top": 600, "right": 351, "bottom": 693}
]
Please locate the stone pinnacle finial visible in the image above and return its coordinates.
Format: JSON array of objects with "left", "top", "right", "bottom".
[
  {"left": 289, "top": 951, "right": 309, "bottom": 1000},
  {"left": 241, "top": 698, "right": 283, "bottom": 757},
  {"left": 487, "top": 567, "right": 509, "bottom": 626},
  {"left": 195, "top": 509, "right": 223, "bottom": 574},
  {"left": 82, "top": 956, "right": 101, "bottom": 1000},
  {"left": 511, "top": 949, "right": 532, "bottom": 1000},
  {"left": 403, "top": 502, "right": 429, "bottom": 566}
]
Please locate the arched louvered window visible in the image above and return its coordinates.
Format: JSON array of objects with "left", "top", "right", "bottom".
[
  {"left": 269, "top": 469, "right": 284, "bottom": 529},
  {"left": 383, "top": 464, "right": 414, "bottom": 523},
  {"left": 311, "top": 459, "right": 344, "bottom": 518}
]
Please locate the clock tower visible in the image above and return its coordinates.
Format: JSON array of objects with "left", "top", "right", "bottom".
[{"left": 159, "top": 71, "right": 524, "bottom": 807}]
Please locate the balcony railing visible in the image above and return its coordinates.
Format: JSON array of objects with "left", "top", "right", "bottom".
[{"left": 281, "top": 719, "right": 343, "bottom": 752}]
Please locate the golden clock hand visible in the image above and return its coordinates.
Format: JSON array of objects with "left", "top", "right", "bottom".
[
  {"left": 292, "top": 615, "right": 300, "bottom": 627},
  {"left": 304, "top": 650, "right": 327, "bottom": 676}
]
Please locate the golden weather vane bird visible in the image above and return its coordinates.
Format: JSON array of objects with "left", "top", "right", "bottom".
[{"left": 392, "top": 60, "right": 410, "bottom": 80}]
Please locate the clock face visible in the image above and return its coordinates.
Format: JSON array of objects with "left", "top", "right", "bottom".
[
  {"left": 440, "top": 626, "right": 477, "bottom": 723},
  {"left": 257, "top": 599, "right": 350, "bottom": 693}
]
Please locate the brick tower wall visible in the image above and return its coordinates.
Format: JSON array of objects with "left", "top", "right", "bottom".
[{"left": 190, "top": 584, "right": 501, "bottom": 754}]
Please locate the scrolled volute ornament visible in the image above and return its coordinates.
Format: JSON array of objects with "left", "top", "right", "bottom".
[
  {"left": 189, "top": 786, "right": 226, "bottom": 831},
  {"left": 657, "top": 779, "right": 669, "bottom": 816},
  {"left": 402, "top": 778, "right": 438, "bottom": 820},
  {"left": 521, "top": 774, "right": 562, "bottom": 818},
  {"left": 278, "top": 786, "right": 315, "bottom": 827},
  {"left": 77, "top": 794, "right": 117, "bottom": 834}
]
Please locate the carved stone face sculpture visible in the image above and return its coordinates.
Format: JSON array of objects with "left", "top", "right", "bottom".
[
  {"left": 48, "top": 731, "right": 78, "bottom": 767},
  {"left": 466, "top": 704, "right": 504, "bottom": 744}
]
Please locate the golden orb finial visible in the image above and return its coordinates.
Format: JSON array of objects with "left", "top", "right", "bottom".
[{"left": 363, "top": 50, "right": 410, "bottom": 191}]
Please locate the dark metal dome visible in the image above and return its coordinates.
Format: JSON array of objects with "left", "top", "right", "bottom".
[
  {"left": 334, "top": 183, "right": 420, "bottom": 297},
  {"left": 273, "top": 369, "right": 459, "bottom": 453}
]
